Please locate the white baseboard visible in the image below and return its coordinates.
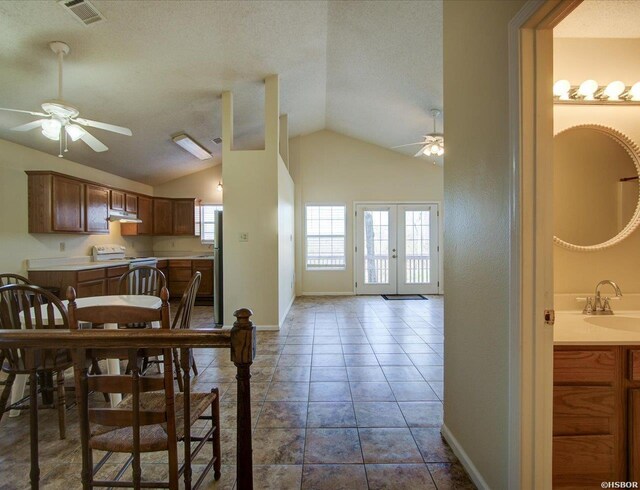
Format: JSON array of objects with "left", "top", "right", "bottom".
[
  {"left": 301, "top": 291, "right": 355, "bottom": 296},
  {"left": 279, "top": 294, "right": 295, "bottom": 327},
  {"left": 441, "top": 423, "right": 489, "bottom": 490},
  {"left": 220, "top": 324, "right": 280, "bottom": 331}
]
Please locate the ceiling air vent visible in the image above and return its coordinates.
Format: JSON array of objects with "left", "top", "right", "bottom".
[{"left": 58, "top": 0, "right": 105, "bottom": 26}]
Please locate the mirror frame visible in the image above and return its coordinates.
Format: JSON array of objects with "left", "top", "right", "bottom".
[{"left": 553, "top": 124, "right": 640, "bottom": 251}]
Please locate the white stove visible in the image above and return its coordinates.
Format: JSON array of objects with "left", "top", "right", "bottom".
[{"left": 92, "top": 245, "right": 158, "bottom": 269}]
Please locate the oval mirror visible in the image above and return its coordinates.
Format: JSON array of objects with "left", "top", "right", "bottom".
[{"left": 553, "top": 125, "right": 640, "bottom": 251}]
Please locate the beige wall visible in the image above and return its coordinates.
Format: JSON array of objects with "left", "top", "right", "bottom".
[
  {"left": 222, "top": 76, "right": 290, "bottom": 327},
  {"left": 288, "top": 129, "right": 443, "bottom": 295},
  {"left": 554, "top": 38, "right": 640, "bottom": 294},
  {"left": 443, "top": 0, "right": 526, "bottom": 488},
  {"left": 278, "top": 156, "right": 295, "bottom": 323},
  {"left": 0, "top": 138, "right": 153, "bottom": 276},
  {"left": 152, "top": 165, "right": 222, "bottom": 253}
]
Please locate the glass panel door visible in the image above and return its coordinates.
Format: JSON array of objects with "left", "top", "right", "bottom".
[
  {"left": 397, "top": 204, "right": 439, "bottom": 294},
  {"left": 355, "top": 205, "right": 397, "bottom": 295},
  {"left": 356, "top": 203, "right": 439, "bottom": 295}
]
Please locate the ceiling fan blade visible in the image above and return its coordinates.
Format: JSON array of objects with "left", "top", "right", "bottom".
[
  {"left": 80, "top": 130, "right": 108, "bottom": 152},
  {"left": 11, "top": 119, "right": 47, "bottom": 132},
  {"left": 0, "top": 107, "right": 48, "bottom": 117},
  {"left": 74, "top": 117, "right": 132, "bottom": 136},
  {"left": 391, "top": 142, "right": 426, "bottom": 149},
  {"left": 414, "top": 146, "right": 427, "bottom": 158}
]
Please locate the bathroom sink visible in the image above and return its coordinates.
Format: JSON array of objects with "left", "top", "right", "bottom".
[{"left": 584, "top": 315, "right": 640, "bottom": 332}]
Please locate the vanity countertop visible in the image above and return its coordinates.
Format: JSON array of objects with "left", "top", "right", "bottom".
[{"left": 554, "top": 310, "right": 640, "bottom": 345}]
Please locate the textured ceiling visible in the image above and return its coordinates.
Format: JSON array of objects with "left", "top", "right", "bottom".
[
  {"left": 0, "top": 0, "right": 442, "bottom": 185},
  {"left": 555, "top": 0, "right": 640, "bottom": 38}
]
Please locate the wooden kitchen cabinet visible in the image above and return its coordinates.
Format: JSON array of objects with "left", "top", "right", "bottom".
[
  {"left": 29, "top": 265, "right": 127, "bottom": 299},
  {"left": 107, "top": 265, "right": 129, "bottom": 294},
  {"left": 85, "top": 184, "right": 109, "bottom": 234},
  {"left": 153, "top": 198, "right": 173, "bottom": 235},
  {"left": 125, "top": 194, "right": 138, "bottom": 213},
  {"left": 122, "top": 195, "right": 153, "bottom": 236},
  {"left": 192, "top": 259, "right": 213, "bottom": 298},
  {"left": 52, "top": 175, "right": 85, "bottom": 232},
  {"left": 110, "top": 190, "right": 125, "bottom": 211},
  {"left": 173, "top": 199, "right": 197, "bottom": 235},
  {"left": 169, "top": 259, "right": 191, "bottom": 296}
]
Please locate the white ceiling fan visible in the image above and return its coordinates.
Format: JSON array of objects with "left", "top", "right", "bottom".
[
  {"left": 392, "top": 108, "right": 444, "bottom": 161},
  {"left": 0, "top": 41, "right": 132, "bottom": 157}
]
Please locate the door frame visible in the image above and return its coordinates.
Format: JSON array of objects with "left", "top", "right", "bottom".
[
  {"left": 508, "top": 1, "right": 582, "bottom": 488},
  {"left": 352, "top": 200, "right": 443, "bottom": 295}
]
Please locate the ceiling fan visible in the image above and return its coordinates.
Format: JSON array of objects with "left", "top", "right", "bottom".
[
  {"left": 0, "top": 41, "right": 132, "bottom": 157},
  {"left": 392, "top": 108, "right": 444, "bottom": 160}
]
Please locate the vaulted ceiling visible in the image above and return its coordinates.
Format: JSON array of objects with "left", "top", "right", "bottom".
[{"left": 0, "top": 0, "right": 442, "bottom": 185}]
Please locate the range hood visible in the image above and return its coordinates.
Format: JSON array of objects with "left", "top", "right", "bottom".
[{"left": 109, "top": 210, "right": 142, "bottom": 223}]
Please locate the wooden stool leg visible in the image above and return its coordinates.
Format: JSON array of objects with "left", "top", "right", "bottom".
[
  {"left": 0, "top": 372, "right": 16, "bottom": 417},
  {"left": 212, "top": 387, "right": 221, "bottom": 480},
  {"left": 56, "top": 369, "right": 66, "bottom": 440},
  {"left": 173, "top": 349, "right": 183, "bottom": 392}
]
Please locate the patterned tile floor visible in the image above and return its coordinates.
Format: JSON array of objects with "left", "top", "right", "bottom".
[{"left": 0, "top": 295, "right": 475, "bottom": 489}]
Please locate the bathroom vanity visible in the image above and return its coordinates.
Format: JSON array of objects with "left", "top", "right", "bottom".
[{"left": 553, "top": 312, "right": 640, "bottom": 487}]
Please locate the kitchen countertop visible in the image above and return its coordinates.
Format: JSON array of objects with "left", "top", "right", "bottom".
[
  {"left": 27, "top": 255, "right": 214, "bottom": 272},
  {"left": 554, "top": 310, "right": 640, "bottom": 345}
]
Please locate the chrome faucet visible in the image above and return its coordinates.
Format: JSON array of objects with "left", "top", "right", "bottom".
[{"left": 583, "top": 280, "right": 623, "bottom": 315}]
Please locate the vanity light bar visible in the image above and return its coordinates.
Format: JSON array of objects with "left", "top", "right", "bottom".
[{"left": 553, "top": 80, "right": 640, "bottom": 105}]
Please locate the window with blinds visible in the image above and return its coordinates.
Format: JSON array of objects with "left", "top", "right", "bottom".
[
  {"left": 195, "top": 204, "right": 223, "bottom": 244},
  {"left": 305, "top": 204, "right": 346, "bottom": 270}
]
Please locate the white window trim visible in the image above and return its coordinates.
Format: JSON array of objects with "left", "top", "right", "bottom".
[
  {"left": 196, "top": 203, "right": 223, "bottom": 245},
  {"left": 305, "top": 203, "right": 347, "bottom": 271}
]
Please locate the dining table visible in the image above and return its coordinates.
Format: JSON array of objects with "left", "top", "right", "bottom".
[{"left": 12, "top": 294, "right": 162, "bottom": 415}]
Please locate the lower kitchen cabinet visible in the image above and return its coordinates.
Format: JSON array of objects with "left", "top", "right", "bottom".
[{"left": 29, "top": 265, "right": 127, "bottom": 299}]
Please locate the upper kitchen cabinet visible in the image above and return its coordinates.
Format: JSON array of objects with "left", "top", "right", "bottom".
[
  {"left": 27, "top": 172, "right": 85, "bottom": 233},
  {"left": 173, "top": 199, "right": 197, "bottom": 235},
  {"left": 153, "top": 198, "right": 173, "bottom": 235},
  {"left": 110, "top": 189, "right": 125, "bottom": 211},
  {"left": 85, "top": 184, "right": 109, "bottom": 234},
  {"left": 125, "top": 194, "right": 138, "bottom": 213}
]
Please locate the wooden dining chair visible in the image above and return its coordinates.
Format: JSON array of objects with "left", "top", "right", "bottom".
[
  {"left": 0, "top": 273, "right": 32, "bottom": 286},
  {"left": 118, "top": 265, "right": 167, "bottom": 296},
  {"left": 67, "top": 286, "right": 221, "bottom": 489},
  {"left": 0, "top": 284, "right": 71, "bottom": 442},
  {"left": 143, "top": 272, "right": 202, "bottom": 390}
]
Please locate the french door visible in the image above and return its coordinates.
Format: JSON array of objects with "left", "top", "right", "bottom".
[{"left": 355, "top": 203, "right": 439, "bottom": 295}]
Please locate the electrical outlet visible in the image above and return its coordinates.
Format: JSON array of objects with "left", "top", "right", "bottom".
[
  {"left": 171, "top": 241, "right": 175, "bottom": 248},
  {"left": 239, "top": 232, "right": 249, "bottom": 242},
  {"left": 131, "top": 241, "right": 135, "bottom": 249},
  {"left": 59, "top": 241, "right": 65, "bottom": 252}
]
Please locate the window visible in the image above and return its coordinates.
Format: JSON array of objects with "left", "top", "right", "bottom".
[
  {"left": 195, "top": 204, "right": 223, "bottom": 244},
  {"left": 305, "top": 204, "right": 346, "bottom": 270}
]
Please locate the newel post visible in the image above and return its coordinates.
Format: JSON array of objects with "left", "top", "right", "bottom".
[{"left": 230, "top": 308, "right": 256, "bottom": 490}]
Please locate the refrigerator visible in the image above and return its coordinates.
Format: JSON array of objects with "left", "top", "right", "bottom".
[{"left": 213, "top": 210, "right": 223, "bottom": 326}]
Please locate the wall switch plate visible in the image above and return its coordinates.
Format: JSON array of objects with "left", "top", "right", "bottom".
[{"left": 239, "top": 232, "right": 249, "bottom": 242}]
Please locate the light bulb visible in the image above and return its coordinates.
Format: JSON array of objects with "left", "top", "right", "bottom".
[
  {"left": 553, "top": 79, "right": 571, "bottom": 99},
  {"left": 578, "top": 79, "right": 598, "bottom": 100},
  {"left": 436, "top": 146, "right": 444, "bottom": 156},
  {"left": 216, "top": 181, "right": 223, "bottom": 192},
  {"left": 604, "top": 81, "right": 625, "bottom": 100},
  {"left": 65, "top": 124, "right": 86, "bottom": 141},
  {"left": 629, "top": 82, "right": 640, "bottom": 101},
  {"left": 41, "top": 119, "right": 61, "bottom": 141}
]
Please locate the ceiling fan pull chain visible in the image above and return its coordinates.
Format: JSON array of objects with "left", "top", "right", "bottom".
[{"left": 58, "top": 126, "right": 63, "bottom": 157}]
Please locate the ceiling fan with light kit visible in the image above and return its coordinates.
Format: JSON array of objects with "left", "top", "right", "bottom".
[
  {"left": 393, "top": 108, "right": 444, "bottom": 162},
  {"left": 0, "top": 41, "right": 132, "bottom": 157}
]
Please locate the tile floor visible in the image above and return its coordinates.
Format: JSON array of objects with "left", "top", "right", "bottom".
[{"left": 0, "top": 295, "right": 475, "bottom": 489}]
